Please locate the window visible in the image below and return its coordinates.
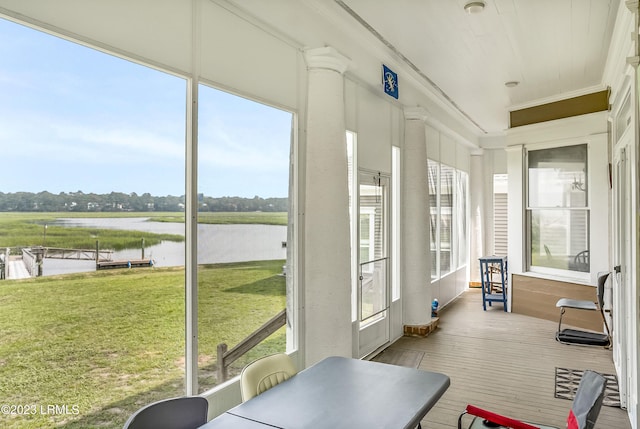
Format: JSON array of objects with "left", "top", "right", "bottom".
[
  {"left": 0, "top": 17, "right": 296, "bottom": 428},
  {"left": 439, "top": 165, "right": 454, "bottom": 276},
  {"left": 347, "top": 131, "right": 358, "bottom": 321},
  {"left": 455, "top": 170, "right": 468, "bottom": 269},
  {"left": 391, "top": 146, "right": 400, "bottom": 301},
  {"left": 0, "top": 18, "right": 187, "bottom": 428},
  {"left": 527, "top": 144, "right": 589, "bottom": 273},
  {"left": 428, "top": 159, "right": 468, "bottom": 281},
  {"left": 359, "top": 209, "right": 375, "bottom": 264},
  {"left": 428, "top": 160, "right": 439, "bottom": 280},
  {"left": 493, "top": 174, "right": 508, "bottom": 256},
  {"left": 358, "top": 174, "right": 389, "bottom": 323},
  {"left": 197, "top": 85, "right": 293, "bottom": 391},
  {"left": 347, "top": 134, "right": 393, "bottom": 326}
]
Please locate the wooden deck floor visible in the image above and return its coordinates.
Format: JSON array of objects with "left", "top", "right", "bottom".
[{"left": 380, "top": 288, "right": 631, "bottom": 429}]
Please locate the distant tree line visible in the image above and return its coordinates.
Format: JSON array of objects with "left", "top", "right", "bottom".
[{"left": 0, "top": 191, "right": 288, "bottom": 213}]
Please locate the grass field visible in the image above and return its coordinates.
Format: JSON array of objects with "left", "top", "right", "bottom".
[{"left": 0, "top": 258, "right": 285, "bottom": 428}]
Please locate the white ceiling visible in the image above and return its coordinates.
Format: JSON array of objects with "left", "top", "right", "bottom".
[
  {"left": 233, "top": 0, "right": 620, "bottom": 136},
  {"left": 336, "top": 0, "right": 620, "bottom": 134}
]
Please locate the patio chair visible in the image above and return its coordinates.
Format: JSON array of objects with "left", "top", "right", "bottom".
[
  {"left": 457, "top": 369, "right": 606, "bottom": 429},
  {"left": 573, "top": 250, "right": 589, "bottom": 272},
  {"left": 478, "top": 256, "right": 508, "bottom": 311},
  {"left": 240, "top": 353, "right": 297, "bottom": 401},
  {"left": 122, "top": 396, "right": 209, "bottom": 429},
  {"left": 555, "top": 272, "right": 610, "bottom": 347}
]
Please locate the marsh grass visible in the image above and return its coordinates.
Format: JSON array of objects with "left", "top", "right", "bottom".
[
  {"left": 0, "top": 212, "right": 184, "bottom": 250},
  {"left": 0, "top": 260, "right": 285, "bottom": 429},
  {"left": 0, "top": 212, "right": 286, "bottom": 252},
  {"left": 197, "top": 212, "right": 287, "bottom": 225}
]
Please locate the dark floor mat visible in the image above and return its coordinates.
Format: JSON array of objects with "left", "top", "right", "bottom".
[{"left": 555, "top": 367, "right": 620, "bottom": 408}]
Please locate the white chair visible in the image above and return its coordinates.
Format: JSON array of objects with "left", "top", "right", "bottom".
[{"left": 240, "top": 353, "right": 297, "bottom": 401}]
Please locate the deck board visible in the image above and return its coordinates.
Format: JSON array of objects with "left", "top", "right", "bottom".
[{"left": 380, "top": 289, "right": 631, "bottom": 429}]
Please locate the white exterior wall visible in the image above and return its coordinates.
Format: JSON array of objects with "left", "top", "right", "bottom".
[
  {"left": 345, "top": 79, "right": 406, "bottom": 347},
  {"left": 355, "top": 85, "right": 393, "bottom": 174}
]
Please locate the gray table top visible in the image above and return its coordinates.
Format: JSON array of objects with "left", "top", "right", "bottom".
[
  {"left": 221, "top": 355, "right": 450, "bottom": 429},
  {"left": 199, "top": 411, "right": 279, "bottom": 428}
]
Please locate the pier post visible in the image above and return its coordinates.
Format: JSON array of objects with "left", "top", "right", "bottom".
[{"left": 35, "top": 247, "right": 43, "bottom": 277}]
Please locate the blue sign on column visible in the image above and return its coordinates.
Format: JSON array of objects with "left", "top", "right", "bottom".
[{"left": 382, "top": 65, "right": 398, "bottom": 99}]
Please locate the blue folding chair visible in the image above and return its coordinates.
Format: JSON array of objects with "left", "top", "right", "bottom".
[{"left": 479, "top": 256, "right": 508, "bottom": 311}]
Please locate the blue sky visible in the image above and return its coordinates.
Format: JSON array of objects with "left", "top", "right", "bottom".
[{"left": 0, "top": 18, "right": 292, "bottom": 198}]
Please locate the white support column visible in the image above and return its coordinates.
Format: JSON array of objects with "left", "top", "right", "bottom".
[
  {"left": 402, "top": 107, "right": 433, "bottom": 332},
  {"left": 506, "top": 145, "right": 524, "bottom": 277},
  {"left": 469, "top": 152, "right": 485, "bottom": 283},
  {"left": 302, "top": 47, "right": 352, "bottom": 366}
]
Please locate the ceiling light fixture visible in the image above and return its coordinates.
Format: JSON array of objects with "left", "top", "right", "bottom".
[
  {"left": 464, "top": 1, "right": 486, "bottom": 14},
  {"left": 505, "top": 81, "right": 519, "bottom": 88}
]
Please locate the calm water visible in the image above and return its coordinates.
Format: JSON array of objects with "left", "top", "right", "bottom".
[{"left": 42, "top": 217, "right": 287, "bottom": 276}]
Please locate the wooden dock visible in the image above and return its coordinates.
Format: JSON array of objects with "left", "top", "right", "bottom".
[
  {"left": 43, "top": 247, "right": 113, "bottom": 261},
  {"left": 96, "top": 259, "right": 154, "bottom": 270}
]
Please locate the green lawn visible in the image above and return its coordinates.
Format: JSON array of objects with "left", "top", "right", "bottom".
[{"left": 0, "top": 260, "right": 286, "bottom": 429}]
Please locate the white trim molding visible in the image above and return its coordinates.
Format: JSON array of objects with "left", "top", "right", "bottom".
[
  {"left": 403, "top": 106, "right": 429, "bottom": 122},
  {"left": 304, "top": 46, "right": 351, "bottom": 74}
]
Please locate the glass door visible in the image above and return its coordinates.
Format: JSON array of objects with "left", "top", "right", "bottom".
[
  {"left": 612, "top": 83, "right": 638, "bottom": 414},
  {"left": 357, "top": 171, "right": 390, "bottom": 357},
  {"left": 612, "top": 145, "right": 628, "bottom": 409}
]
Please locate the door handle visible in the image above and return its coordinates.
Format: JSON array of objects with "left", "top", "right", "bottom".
[{"left": 614, "top": 265, "right": 621, "bottom": 273}]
